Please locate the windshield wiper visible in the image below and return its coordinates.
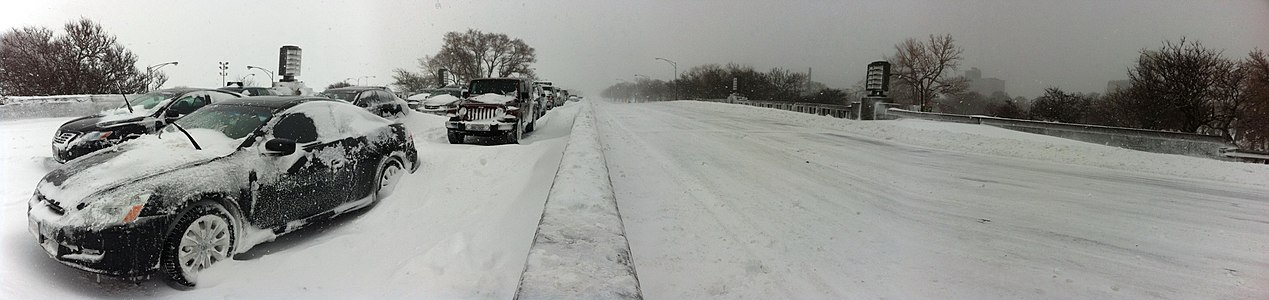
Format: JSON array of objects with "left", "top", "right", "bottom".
[
  {"left": 167, "top": 122, "right": 202, "bottom": 150},
  {"left": 119, "top": 89, "right": 134, "bottom": 113}
]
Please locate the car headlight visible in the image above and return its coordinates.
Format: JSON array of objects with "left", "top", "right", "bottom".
[
  {"left": 458, "top": 107, "right": 468, "bottom": 115},
  {"left": 495, "top": 107, "right": 507, "bottom": 119},
  {"left": 88, "top": 192, "right": 153, "bottom": 224}
]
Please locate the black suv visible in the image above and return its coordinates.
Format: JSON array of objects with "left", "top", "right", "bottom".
[
  {"left": 319, "top": 86, "right": 408, "bottom": 119},
  {"left": 51, "top": 88, "right": 243, "bottom": 162}
]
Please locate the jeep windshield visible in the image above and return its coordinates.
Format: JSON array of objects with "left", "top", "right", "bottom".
[
  {"left": 170, "top": 104, "right": 274, "bottom": 140},
  {"left": 468, "top": 80, "right": 518, "bottom": 96}
]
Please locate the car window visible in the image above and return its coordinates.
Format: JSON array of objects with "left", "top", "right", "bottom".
[
  {"left": 208, "top": 91, "right": 241, "bottom": 102},
  {"left": 355, "top": 91, "right": 377, "bottom": 107},
  {"left": 377, "top": 91, "right": 395, "bottom": 104},
  {"left": 167, "top": 91, "right": 211, "bottom": 114},
  {"left": 270, "top": 113, "right": 318, "bottom": 143}
]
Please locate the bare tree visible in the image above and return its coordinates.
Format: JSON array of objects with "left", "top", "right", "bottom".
[
  {"left": 0, "top": 18, "right": 156, "bottom": 95},
  {"left": 889, "top": 34, "right": 968, "bottom": 112},
  {"left": 1125, "top": 38, "right": 1237, "bottom": 133},
  {"left": 1233, "top": 50, "right": 1269, "bottom": 150},
  {"left": 395, "top": 29, "right": 536, "bottom": 92}
]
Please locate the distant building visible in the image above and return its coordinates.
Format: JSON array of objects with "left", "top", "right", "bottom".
[
  {"left": 1106, "top": 80, "right": 1131, "bottom": 94},
  {"left": 965, "top": 67, "right": 1006, "bottom": 96}
]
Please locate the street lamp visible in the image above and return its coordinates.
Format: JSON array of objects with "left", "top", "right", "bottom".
[
  {"left": 145, "top": 61, "right": 178, "bottom": 91},
  {"left": 218, "top": 62, "right": 230, "bottom": 87},
  {"left": 247, "top": 65, "right": 275, "bottom": 84},
  {"left": 655, "top": 57, "right": 677, "bottom": 80},
  {"left": 357, "top": 75, "right": 376, "bottom": 86}
]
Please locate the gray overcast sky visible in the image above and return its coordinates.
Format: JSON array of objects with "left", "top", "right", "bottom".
[{"left": 3, "top": 0, "right": 1267, "bottom": 98}]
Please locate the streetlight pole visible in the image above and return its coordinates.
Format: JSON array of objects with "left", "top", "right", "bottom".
[
  {"left": 217, "top": 62, "right": 230, "bottom": 87},
  {"left": 247, "top": 65, "right": 275, "bottom": 85},
  {"left": 357, "top": 75, "right": 376, "bottom": 86},
  {"left": 655, "top": 57, "right": 677, "bottom": 80},
  {"left": 145, "top": 61, "right": 178, "bottom": 91}
]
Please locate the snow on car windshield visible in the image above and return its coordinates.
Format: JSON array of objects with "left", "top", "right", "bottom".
[
  {"left": 172, "top": 104, "right": 274, "bottom": 139},
  {"left": 96, "top": 91, "right": 177, "bottom": 120},
  {"left": 322, "top": 91, "right": 358, "bottom": 101}
]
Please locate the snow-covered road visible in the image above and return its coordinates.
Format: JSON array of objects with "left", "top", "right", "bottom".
[
  {"left": 596, "top": 101, "right": 1269, "bottom": 299},
  {"left": 0, "top": 104, "right": 579, "bottom": 298}
]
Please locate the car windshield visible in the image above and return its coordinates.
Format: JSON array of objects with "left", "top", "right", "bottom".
[
  {"left": 119, "top": 91, "right": 178, "bottom": 112},
  {"left": 171, "top": 104, "right": 274, "bottom": 140},
  {"left": 468, "top": 80, "right": 518, "bottom": 95}
]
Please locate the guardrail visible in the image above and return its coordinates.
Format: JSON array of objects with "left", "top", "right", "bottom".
[
  {"left": 0, "top": 94, "right": 135, "bottom": 120},
  {"left": 884, "top": 108, "right": 1237, "bottom": 160}
]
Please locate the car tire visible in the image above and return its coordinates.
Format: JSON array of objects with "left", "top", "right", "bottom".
[
  {"left": 374, "top": 157, "right": 405, "bottom": 201},
  {"left": 508, "top": 122, "right": 523, "bottom": 144},
  {"left": 160, "top": 202, "right": 236, "bottom": 288},
  {"left": 526, "top": 119, "right": 536, "bottom": 133},
  {"left": 447, "top": 130, "right": 464, "bottom": 144}
]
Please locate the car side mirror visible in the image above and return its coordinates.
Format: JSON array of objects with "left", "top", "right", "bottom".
[
  {"left": 165, "top": 109, "right": 181, "bottom": 119},
  {"left": 461, "top": 91, "right": 471, "bottom": 98},
  {"left": 263, "top": 138, "right": 296, "bottom": 156}
]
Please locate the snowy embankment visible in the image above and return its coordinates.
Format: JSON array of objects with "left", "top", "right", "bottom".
[
  {"left": 680, "top": 100, "right": 1269, "bottom": 186},
  {"left": 516, "top": 101, "right": 642, "bottom": 299}
]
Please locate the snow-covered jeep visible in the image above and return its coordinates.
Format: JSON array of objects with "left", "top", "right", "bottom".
[{"left": 445, "top": 78, "right": 538, "bottom": 144}]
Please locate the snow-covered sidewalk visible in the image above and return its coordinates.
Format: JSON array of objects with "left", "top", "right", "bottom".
[{"left": 597, "top": 100, "right": 1269, "bottom": 299}]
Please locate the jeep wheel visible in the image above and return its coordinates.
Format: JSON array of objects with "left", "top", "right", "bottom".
[
  {"left": 447, "top": 130, "right": 464, "bottom": 144},
  {"left": 161, "top": 202, "right": 236, "bottom": 288},
  {"left": 507, "top": 122, "right": 524, "bottom": 144}
]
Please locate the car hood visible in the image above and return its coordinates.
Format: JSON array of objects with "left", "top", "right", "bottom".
[
  {"left": 58, "top": 114, "right": 148, "bottom": 133},
  {"left": 423, "top": 94, "right": 460, "bottom": 106},
  {"left": 37, "top": 128, "right": 243, "bottom": 210},
  {"left": 467, "top": 93, "right": 516, "bottom": 105}
]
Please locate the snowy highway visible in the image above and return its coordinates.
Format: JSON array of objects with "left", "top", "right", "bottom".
[{"left": 596, "top": 101, "right": 1269, "bottom": 299}]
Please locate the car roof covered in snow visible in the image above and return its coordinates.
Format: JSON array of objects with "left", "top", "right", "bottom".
[
  {"left": 154, "top": 87, "right": 217, "bottom": 94},
  {"left": 212, "top": 96, "right": 338, "bottom": 109}
]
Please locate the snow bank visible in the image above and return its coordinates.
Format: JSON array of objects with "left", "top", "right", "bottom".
[
  {"left": 516, "top": 101, "right": 642, "bottom": 299},
  {"left": 671, "top": 100, "right": 1269, "bottom": 187}
]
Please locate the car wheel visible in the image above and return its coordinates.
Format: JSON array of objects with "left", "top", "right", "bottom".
[
  {"left": 508, "top": 122, "right": 523, "bottom": 144},
  {"left": 526, "top": 119, "right": 536, "bottom": 133},
  {"left": 161, "top": 202, "right": 236, "bottom": 288},
  {"left": 447, "top": 130, "right": 464, "bottom": 144},
  {"left": 375, "top": 157, "right": 405, "bottom": 201}
]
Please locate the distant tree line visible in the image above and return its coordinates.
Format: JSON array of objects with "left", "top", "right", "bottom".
[
  {"left": 0, "top": 18, "right": 163, "bottom": 95},
  {"left": 939, "top": 39, "right": 1269, "bottom": 151},
  {"left": 601, "top": 63, "right": 852, "bottom": 105},
  {"left": 600, "top": 35, "right": 1269, "bottom": 151}
]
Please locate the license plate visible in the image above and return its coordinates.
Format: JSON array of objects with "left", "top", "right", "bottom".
[{"left": 467, "top": 123, "right": 490, "bottom": 131}]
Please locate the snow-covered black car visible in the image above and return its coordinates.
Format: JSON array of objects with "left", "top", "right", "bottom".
[
  {"left": 28, "top": 96, "right": 419, "bottom": 287},
  {"left": 51, "top": 88, "right": 244, "bottom": 163},
  {"left": 318, "top": 86, "right": 410, "bottom": 119}
]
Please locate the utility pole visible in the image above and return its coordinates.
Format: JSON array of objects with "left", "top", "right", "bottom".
[{"left": 218, "top": 62, "right": 230, "bottom": 87}]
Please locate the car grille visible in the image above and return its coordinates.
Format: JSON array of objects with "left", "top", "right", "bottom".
[
  {"left": 53, "top": 132, "right": 79, "bottom": 144},
  {"left": 464, "top": 107, "right": 498, "bottom": 121}
]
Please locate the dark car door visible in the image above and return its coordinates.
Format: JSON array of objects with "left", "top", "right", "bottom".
[{"left": 251, "top": 105, "right": 352, "bottom": 227}]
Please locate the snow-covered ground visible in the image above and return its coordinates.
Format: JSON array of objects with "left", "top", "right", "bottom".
[
  {"left": 0, "top": 103, "right": 580, "bottom": 298},
  {"left": 596, "top": 100, "right": 1269, "bottom": 299}
]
